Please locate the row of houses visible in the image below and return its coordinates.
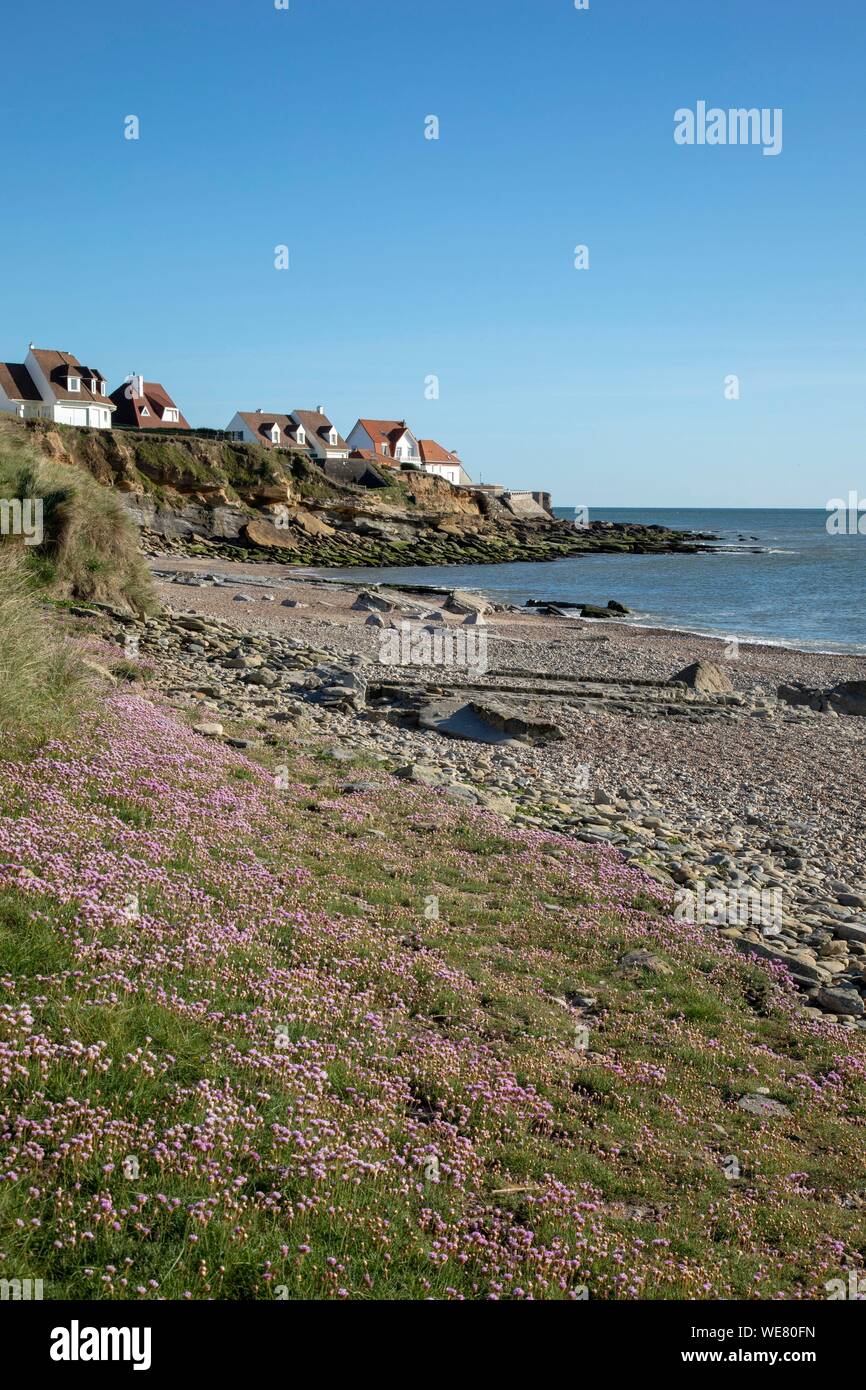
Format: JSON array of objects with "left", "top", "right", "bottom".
[{"left": 0, "top": 343, "right": 471, "bottom": 488}]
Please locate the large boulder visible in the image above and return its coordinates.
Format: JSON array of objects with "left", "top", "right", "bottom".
[
  {"left": 827, "top": 680, "right": 866, "bottom": 716},
  {"left": 671, "top": 660, "right": 733, "bottom": 695},
  {"left": 777, "top": 679, "right": 866, "bottom": 716},
  {"left": 291, "top": 508, "right": 335, "bottom": 538},
  {"left": 445, "top": 589, "right": 491, "bottom": 617},
  {"left": 580, "top": 604, "right": 614, "bottom": 619},
  {"left": 815, "top": 985, "right": 865, "bottom": 1016},
  {"left": 352, "top": 590, "right": 396, "bottom": 613},
  {"left": 241, "top": 520, "right": 299, "bottom": 551},
  {"left": 777, "top": 682, "right": 827, "bottom": 711}
]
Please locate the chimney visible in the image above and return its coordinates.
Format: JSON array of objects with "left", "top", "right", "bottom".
[
  {"left": 317, "top": 405, "right": 325, "bottom": 415},
  {"left": 134, "top": 374, "right": 144, "bottom": 398}
]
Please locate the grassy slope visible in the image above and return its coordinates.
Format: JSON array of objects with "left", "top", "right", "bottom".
[
  {"left": 0, "top": 550, "right": 90, "bottom": 746},
  {"left": 0, "top": 694, "right": 863, "bottom": 1301},
  {"left": 0, "top": 421, "right": 153, "bottom": 615}
]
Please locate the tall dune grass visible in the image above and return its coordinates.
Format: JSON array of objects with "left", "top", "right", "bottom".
[
  {"left": 0, "top": 549, "right": 89, "bottom": 746},
  {"left": 0, "top": 421, "right": 154, "bottom": 615}
]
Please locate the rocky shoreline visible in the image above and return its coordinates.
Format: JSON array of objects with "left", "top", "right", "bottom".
[
  {"left": 74, "top": 554, "right": 866, "bottom": 1027},
  {"left": 139, "top": 515, "right": 716, "bottom": 569}
]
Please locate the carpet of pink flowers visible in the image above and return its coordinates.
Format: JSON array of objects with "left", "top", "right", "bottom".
[{"left": 0, "top": 693, "right": 864, "bottom": 1300}]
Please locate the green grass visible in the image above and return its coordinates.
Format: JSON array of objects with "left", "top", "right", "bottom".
[
  {"left": 0, "top": 550, "right": 90, "bottom": 747},
  {"left": 0, "top": 714, "right": 864, "bottom": 1300},
  {"left": 0, "top": 419, "right": 154, "bottom": 615}
]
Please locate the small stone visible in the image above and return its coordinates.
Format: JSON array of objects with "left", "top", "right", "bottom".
[
  {"left": 737, "top": 1094, "right": 790, "bottom": 1118},
  {"left": 618, "top": 949, "right": 672, "bottom": 977}
]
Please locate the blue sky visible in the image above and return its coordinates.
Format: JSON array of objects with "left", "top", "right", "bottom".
[{"left": 1, "top": 0, "right": 863, "bottom": 506}]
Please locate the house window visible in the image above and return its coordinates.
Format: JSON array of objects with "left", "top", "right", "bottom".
[
  {"left": 164, "top": 409, "right": 178, "bottom": 423},
  {"left": 296, "top": 427, "right": 305, "bottom": 445},
  {"left": 100, "top": 382, "right": 106, "bottom": 395},
  {"left": 272, "top": 426, "right": 281, "bottom": 444},
  {"left": 329, "top": 429, "right": 338, "bottom": 445},
  {"left": 141, "top": 407, "right": 150, "bottom": 417},
  {"left": 68, "top": 377, "right": 80, "bottom": 392},
  {"left": 381, "top": 443, "right": 388, "bottom": 455}
]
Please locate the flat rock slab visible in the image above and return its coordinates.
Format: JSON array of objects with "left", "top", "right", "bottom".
[
  {"left": 352, "top": 590, "right": 396, "bottom": 613},
  {"left": 416, "top": 700, "right": 518, "bottom": 745}
]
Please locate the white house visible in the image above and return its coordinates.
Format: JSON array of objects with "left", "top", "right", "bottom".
[
  {"left": 345, "top": 418, "right": 421, "bottom": 466},
  {"left": 0, "top": 346, "right": 114, "bottom": 429},
  {"left": 289, "top": 407, "right": 348, "bottom": 465},
  {"left": 226, "top": 410, "right": 310, "bottom": 452}
]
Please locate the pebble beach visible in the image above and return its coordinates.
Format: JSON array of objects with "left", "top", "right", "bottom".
[{"left": 132, "top": 553, "right": 866, "bottom": 1027}]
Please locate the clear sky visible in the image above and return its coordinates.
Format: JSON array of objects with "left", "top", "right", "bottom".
[{"left": 1, "top": 0, "right": 863, "bottom": 506}]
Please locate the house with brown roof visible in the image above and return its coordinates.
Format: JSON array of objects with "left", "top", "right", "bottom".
[
  {"left": 345, "top": 418, "right": 471, "bottom": 485},
  {"left": 226, "top": 410, "right": 311, "bottom": 453},
  {"left": 109, "top": 375, "right": 190, "bottom": 430},
  {"left": 288, "top": 408, "right": 348, "bottom": 466},
  {"left": 345, "top": 418, "right": 421, "bottom": 467},
  {"left": 0, "top": 345, "right": 114, "bottom": 429}
]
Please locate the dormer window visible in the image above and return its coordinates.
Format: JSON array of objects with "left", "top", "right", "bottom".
[
  {"left": 100, "top": 382, "right": 106, "bottom": 396},
  {"left": 329, "top": 428, "right": 338, "bottom": 446},
  {"left": 67, "top": 376, "right": 80, "bottom": 392},
  {"left": 270, "top": 424, "right": 281, "bottom": 444},
  {"left": 296, "top": 427, "right": 305, "bottom": 445},
  {"left": 164, "top": 408, "right": 178, "bottom": 423},
  {"left": 90, "top": 378, "right": 99, "bottom": 393}
]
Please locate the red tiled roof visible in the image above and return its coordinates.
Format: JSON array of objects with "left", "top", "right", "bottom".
[
  {"left": 349, "top": 447, "right": 394, "bottom": 465},
  {"left": 418, "top": 439, "right": 460, "bottom": 465},
  {"left": 355, "top": 418, "right": 415, "bottom": 457}
]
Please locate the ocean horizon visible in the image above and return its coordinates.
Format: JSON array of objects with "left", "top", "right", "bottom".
[{"left": 319, "top": 507, "right": 866, "bottom": 656}]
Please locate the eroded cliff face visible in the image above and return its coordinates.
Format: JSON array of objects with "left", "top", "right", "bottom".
[
  {"left": 17, "top": 420, "right": 697, "bottom": 568},
  {"left": 21, "top": 421, "right": 531, "bottom": 545}
]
